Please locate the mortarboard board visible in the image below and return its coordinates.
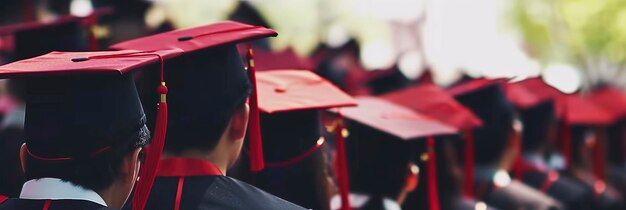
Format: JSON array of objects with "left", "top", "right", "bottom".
[
  {"left": 382, "top": 83, "right": 483, "bottom": 198},
  {"left": 255, "top": 70, "right": 356, "bottom": 209},
  {"left": 0, "top": 49, "right": 181, "bottom": 209},
  {"left": 331, "top": 96, "right": 457, "bottom": 210},
  {"left": 110, "top": 21, "right": 277, "bottom": 173},
  {"left": 587, "top": 86, "right": 626, "bottom": 121},
  {"left": 252, "top": 48, "right": 314, "bottom": 71}
]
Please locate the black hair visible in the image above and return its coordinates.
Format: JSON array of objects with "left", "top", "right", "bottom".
[
  {"left": 520, "top": 101, "right": 556, "bottom": 153},
  {"left": 606, "top": 120, "right": 626, "bottom": 165},
  {"left": 454, "top": 85, "right": 515, "bottom": 164},
  {"left": 345, "top": 120, "right": 417, "bottom": 200},
  {"left": 24, "top": 123, "right": 150, "bottom": 192},
  {"left": 570, "top": 126, "right": 592, "bottom": 168}
]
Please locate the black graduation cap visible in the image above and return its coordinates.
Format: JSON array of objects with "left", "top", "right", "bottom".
[
  {"left": 110, "top": 21, "right": 278, "bottom": 172},
  {"left": 0, "top": 49, "right": 180, "bottom": 208},
  {"left": 449, "top": 79, "right": 515, "bottom": 165}
]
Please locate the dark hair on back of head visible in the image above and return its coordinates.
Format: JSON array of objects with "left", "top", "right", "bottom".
[
  {"left": 346, "top": 120, "right": 417, "bottom": 200},
  {"left": 520, "top": 101, "right": 555, "bottom": 153},
  {"left": 24, "top": 123, "right": 151, "bottom": 192}
]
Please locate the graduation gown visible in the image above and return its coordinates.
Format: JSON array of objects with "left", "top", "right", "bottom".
[
  {"left": 0, "top": 199, "right": 114, "bottom": 210},
  {"left": 330, "top": 193, "right": 402, "bottom": 210},
  {"left": 519, "top": 158, "right": 595, "bottom": 210},
  {"left": 475, "top": 167, "right": 563, "bottom": 210},
  {"left": 133, "top": 158, "right": 306, "bottom": 210}
]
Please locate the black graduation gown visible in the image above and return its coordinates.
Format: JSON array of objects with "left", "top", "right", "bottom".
[
  {"left": 124, "top": 158, "right": 307, "bottom": 210},
  {"left": 0, "top": 199, "right": 115, "bottom": 210},
  {"left": 519, "top": 161, "right": 595, "bottom": 210}
]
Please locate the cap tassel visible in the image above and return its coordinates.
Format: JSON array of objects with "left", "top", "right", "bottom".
[
  {"left": 132, "top": 56, "right": 168, "bottom": 210},
  {"left": 426, "top": 136, "right": 441, "bottom": 210},
  {"left": 246, "top": 47, "right": 264, "bottom": 172},
  {"left": 334, "top": 113, "right": 352, "bottom": 210},
  {"left": 593, "top": 129, "right": 606, "bottom": 180},
  {"left": 463, "top": 129, "right": 474, "bottom": 198},
  {"left": 513, "top": 130, "right": 523, "bottom": 180},
  {"left": 86, "top": 16, "right": 99, "bottom": 51}
]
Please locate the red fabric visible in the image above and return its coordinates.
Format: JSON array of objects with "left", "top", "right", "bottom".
[
  {"left": 540, "top": 171, "right": 560, "bottom": 193},
  {"left": 132, "top": 54, "right": 169, "bottom": 210},
  {"left": 593, "top": 133, "right": 606, "bottom": 180},
  {"left": 256, "top": 70, "right": 356, "bottom": 114},
  {"left": 333, "top": 97, "right": 458, "bottom": 140},
  {"left": 253, "top": 48, "right": 314, "bottom": 71},
  {"left": 0, "top": 195, "right": 7, "bottom": 204},
  {"left": 174, "top": 177, "right": 184, "bottom": 210},
  {"left": 588, "top": 87, "right": 626, "bottom": 120},
  {"left": 246, "top": 48, "right": 264, "bottom": 172},
  {"left": 463, "top": 130, "right": 474, "bottom": 198},
  {"left": 110, "top": 21, "right": 277, "bottom": 54},
  {"left": 427, "top": 137, "right": 441, "bottom": 210},
  {"left": 447, "top": 78, "right": 508, "bottom": 97},
  {"left": 334, "top": 115, "right": 351, "bottom": 210},
  {"left": 157, "top": 158, "right": 223, "bottom": 176},
  {"left": 0, "top": 15, "right": 81, "bottom": 35},
  {"left": 266, "top": 138, "right": 325, "bottom": 168},
  {"left": 382, "top": 83, "right": 483, "bottom": 130},
  {"left": 0, "top": 50, "right": 182, "bottom": 78},
  {"left": 42, "top": 200, "right": 51, "bottom": 210},
  {"left": 505, "top": 81, "right": 549, "bottom": 109},
  {"left": 560, "top": 95, "right": 614, "bottom": 125}
]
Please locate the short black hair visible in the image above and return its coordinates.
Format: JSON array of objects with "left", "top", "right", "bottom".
[
  {"left": 520, "top": 101, "right": 556, "bottom": 153},
  {"left": 24, "top": 123, "right": 150, "bottom": 192},
  {"left": 346, "top": 120, "right": 417, "bottom": 200}
]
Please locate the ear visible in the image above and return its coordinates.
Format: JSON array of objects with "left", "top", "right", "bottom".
[
  {"left": 120, "top": 148, "right": 142, "bottom": 185},
  {"left": 404, "top": 163, "right": 419, "bottom": 193},
  {"left": 20, "top": 143, "right": 27, "bottom": 173},
  {"left": 228, "top": 104, "right": 250, "bottom": 141}
]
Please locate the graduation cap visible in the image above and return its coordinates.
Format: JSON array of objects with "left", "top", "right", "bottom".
[
  {"left": 255, "top": 69, "right": 356, "bottom": 209},
  {"left": 0, "top": 49, "right": 181, "bottom": 209},
  {"left": 0, "top": 9, "right": 111, "bottom": 61},
  {"left": 252, "top": 48, "right": 314, "bottom": 71},
  {"left": 331, "top": 96, "right": 458, "bottom": 210},
  {"left": 587, "top": 86, "right": 626, "bottom": 121},
  {"left": 382, "top": 83, "right": 482, "bottom": 198},
  {"left": 448, "top": 79, "right": 516, "bottom": 167},
  {"left": 110, "top": 21, "right": 278, "bottom": 173}
]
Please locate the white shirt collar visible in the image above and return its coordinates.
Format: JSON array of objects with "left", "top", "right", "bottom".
[{"left": 20, "top": 178, "right": 108, "bottom": 206}]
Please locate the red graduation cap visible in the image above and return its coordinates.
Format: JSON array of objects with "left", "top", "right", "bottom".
[
  {"left": 0, "top": 49, "right": 181, "bottom": 210},
  {"left": 111, "top": 21, "right": 277, "bottom": 174},
  {"left": 257, "top": 70, "right": 356, "bottom": 113},
  {"left": 447, "top": 78, "right": 508, "bottom": 97},
  {"left": 331, "top": 96, "right": 458, "bottom": 210},
  {"left": 382, "top": 83, "right": 482, "bottom": 198},
  {"left": 252, "top": 48, "right": 314, "bottom": 71},
  {"left": 587, "top": 86, "right": 626, "bottom": 121},
  {"left": 256, "top": 69, "right": 356, "bottom": 210}
]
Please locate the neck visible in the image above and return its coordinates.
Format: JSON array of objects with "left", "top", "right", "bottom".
[
  {"left": 96, "top": 188, "right": 118, "bottom": 208},
  {"left": 162, "top": 150, "right": 229, "bottom": 174}
]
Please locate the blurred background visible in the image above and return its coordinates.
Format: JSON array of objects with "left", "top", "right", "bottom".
[{"left": 3, "top": 0, "right": 626, "bottom": 94}]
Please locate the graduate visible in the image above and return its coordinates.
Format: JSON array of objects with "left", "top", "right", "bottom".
[
  {"left": 234, "top": 70, "right": 356, "bottom": 210},
  {"left": 0, "top": 14, "right": 99, "bottom": 197},
  {"left": 504, "top": 78, "right": 596, "bottom": 210},
  {"left": 449, "top": 79, "right": 563, "bottom": 210},
  {"left": 111, "top": 21, "right": 307, "bottom": 210},
  {"left": 0, "top": 49, "right": 179, "bottom": 209},
  {"left": 382, "top": 83, "right": 497, "bottom": 210},
  {"left": 329, "top": 96, "right": 458, "bottom": 210}
]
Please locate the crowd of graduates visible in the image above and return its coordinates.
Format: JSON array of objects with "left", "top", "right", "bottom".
[{"left": 1, "top": 1, "right": 626, "bottom": 210}]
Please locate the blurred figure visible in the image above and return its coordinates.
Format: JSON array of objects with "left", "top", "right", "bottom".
[
  {"left": 330, "top": 97, "right": 458, "bottom": 210},
  {"left": 450, "top": 79, "right": 562, "bottom": 210}
]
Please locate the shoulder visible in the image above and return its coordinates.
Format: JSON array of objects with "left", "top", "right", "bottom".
[{"left": 206, "top": 176, "right": 308, "bottom": 210}]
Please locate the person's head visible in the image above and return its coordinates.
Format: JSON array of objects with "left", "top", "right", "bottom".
[
  {"left": 346, "top": 121, "right": 419, "bottom": 203},
  {"left": 162, "top": 45, "right": 251, "bottom": 167},
  {"left": 520, "top": 101, "right": 556, "bottom": 154},
  {"left": 453, "top": 83, "right": 515, "bottom": 166},
  {"left": 17, "top": 73, "right": 150, "bottom": 208}
]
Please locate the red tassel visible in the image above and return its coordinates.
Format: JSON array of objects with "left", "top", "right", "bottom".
[
  {"left": 334, "top": 114, "right": 351, "bottom": 210},
  {"left": 593, "top": 129, "right": 606, "bottom": 180},
  {"left": 561, "top": 102, "right": 572, "bottom": 170},
  {"left": 427, "top": 136, "right": 441, "bottom": 210},
  {"left": 513, "top": 129, "right": 523, "bottom": 180},
  {"left": 0, "top": 195, "right": 7, "bottom": 204},
  {"left": 463, "top": 129, "right": 474, "bottom": 198},
  {"left": 246, "top": 48, "right": 264, "bottom": 172},
  {"left": 132, "top": 56, "right": 168, "bottom": 210}
]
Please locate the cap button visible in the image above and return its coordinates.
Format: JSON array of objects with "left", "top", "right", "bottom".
[
  {"left": 71, "top": 57, "right": 89, "bottom": 62},
  {"left": 178, "top": 36, "right": 193, "bottom": 41},
  {"left": 274, "top": 87, "right": 287, "bottom": 93}
]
